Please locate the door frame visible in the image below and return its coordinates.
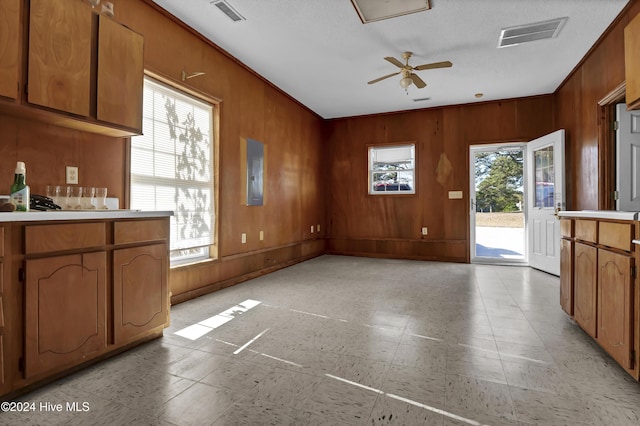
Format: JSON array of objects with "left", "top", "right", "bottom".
[
  {"left": 469, "top": 143, "right": 528, "bottom": 265},
  {"left": 598, "top": 82, "right": 626, "bottom": 210}
]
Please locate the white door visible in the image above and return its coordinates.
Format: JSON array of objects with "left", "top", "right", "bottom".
[
  {"left": 616, "top": 103, "right": 640, "bottom": 211},
  {"left": 527, "top": 129, "right": 565, "bottom": 276}
]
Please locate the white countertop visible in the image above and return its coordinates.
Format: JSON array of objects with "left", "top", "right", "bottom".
[
  {"left": 0, "top": 210, "right": 173, "bottom": 222},
  {"left": 557, "top": 210, "right": 639, "bottom": 220}
]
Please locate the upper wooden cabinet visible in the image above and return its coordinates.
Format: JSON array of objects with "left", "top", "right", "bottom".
[
  {"left": 0, "top": 0, "right": 21, "bottom": 100},
  {"left": 28, "top": 0, "right": 92, "bottom": 116},
  {"left": 97, "top": 15, "right": 144, "bottom": 131},
  {"left": 20, "top": 0, "right": 144, "bottom": 136},
  {"left": 626, "top": 12, "right": 640, "bottom": 110}
]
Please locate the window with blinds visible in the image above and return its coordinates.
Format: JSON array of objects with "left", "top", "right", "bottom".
[
  {"left": 131, "top": 77, "right": 215, "bottom": 264},
  {"left": 368, "top": 144, "right": 416, "bottom": 194}
]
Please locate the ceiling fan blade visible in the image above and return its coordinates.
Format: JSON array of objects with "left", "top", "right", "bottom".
[
  {"left": 368, "top": 71, "right": 400, "bottom": 85},
  {"left": 384, "top": 57, "right": 405, "bottom": 68},
  {"left": 410, "top": 73, "right": 427, "bottom": 88},
  {"left": 414, "top": 61, "right": 453, "bottom": 71}
]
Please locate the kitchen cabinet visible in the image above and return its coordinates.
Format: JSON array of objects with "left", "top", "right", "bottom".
[
  {"left": 28, "top": 0, "right": 92, "bottom": 116},
  {"left": 560, "top": 237, "right": 573, "bottom": 315},
  {"left": 0, "top": 226, "right": 7, "bottom": 395},
  {"left": 574, "top": 241, "right": 598, "bottom": 338},
  {"left": 18, "top": 0, "right": 144, "bottom": 136},
  {"left": 626, "top": 12, "right": 640, "bottom": 110},
  {"left": 597, "top": 249, "right": 634, "bottom": 369},
  {"left": 0, "top": 212, "right": 171, "bottom": 398},
  {"left": 114, "top": 244, "right": 168, "bottom": 346},
  {"left": 97, "top": 14, "right": 144, "bottom": 130},
  {"left": 0, "top": 0, "right": 21, "bottom": 100},
  {"left": 24, "top": 252, "right": 107, "bottom": 378},
  {"left": 558, "top": 211, "right": 639, "bottom": 381},
  {"left": 560, "top": 219, "right": 574, "bottom": 315}
]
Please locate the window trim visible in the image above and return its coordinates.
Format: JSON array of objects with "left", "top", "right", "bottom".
[
  {"left": 367, "top": 141, "right": 417, "bottom": 196},
  {"left": 128, "top": 70, "right": 220, "bottom": 264}
]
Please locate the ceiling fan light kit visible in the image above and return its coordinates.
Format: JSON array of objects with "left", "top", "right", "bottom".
[{"left": 368, "top": 51, "right": 452, "bottom": 92}]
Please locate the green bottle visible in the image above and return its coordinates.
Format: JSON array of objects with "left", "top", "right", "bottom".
[{"left": 10, "top": 161, "right": 30, "bottom": 212}]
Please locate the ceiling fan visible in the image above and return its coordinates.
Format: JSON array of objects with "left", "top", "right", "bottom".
[{"left": 368, "top": 51, "right": 452, "bottom": 89}]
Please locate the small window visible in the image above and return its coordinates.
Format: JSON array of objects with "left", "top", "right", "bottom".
[{"left": 368, "top": 143, "right": 416, "bottom": 194}]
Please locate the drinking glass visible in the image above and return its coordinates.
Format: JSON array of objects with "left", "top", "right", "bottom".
[
  {"left": 95, "top": 187, "right": 108, "bottom": 209},
  {"left": 81, "top": 187, "right": 95, "bottom": 209},
  {"left": 69, "top": 186, "right": 83, "bottom": 209},
  {"left": 46, "top": 185, "right": 60, "bottom": 206}
]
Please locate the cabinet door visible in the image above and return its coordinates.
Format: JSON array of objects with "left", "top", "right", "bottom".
[
  {"left": 574, "top": 242, "right": 597, "bottom": 338},
  {"left": 0, "top": 227, "right": 5, "bottom": 393},
  {"left": 626, "top": 13, "right": 640, "bottom": 110},
  {"left": 25, "top": 252, "right": 107, "bottom": 378},
  {"left": 28, "top": 0, "right": 92, "bottom": 116},
  {"left": 97, "top": 15, "right": 143, "bottom": 131},
  {"left": 560, "top": 238, "right": 573, "bottom": 316},
  {"left": 598, "top": 249, "right": 634, "bottom": 369},
  {"left": 113, "top": 244, "right": 168, "bottom": 346},
  {"left": 0, "top": 0, "right": 20, "bottom": 100}
]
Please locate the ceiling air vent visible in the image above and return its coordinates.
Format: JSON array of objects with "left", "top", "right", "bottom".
[
  {"left": 210, "top": 0, "right": 245, "bottom": 22},
  {"left": 498, "top": 17, "right": 567, "bottom": 48},
  {"left": 412, "top": 97, "right": 431, "bottom": 102}
]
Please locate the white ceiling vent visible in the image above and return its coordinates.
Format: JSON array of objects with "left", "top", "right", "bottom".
[
  {"left": 210, "top": 0, "right": 245, "bottom": 22},
  {"left": 498, "top": 17, "right": 568, "bottom": 48}
]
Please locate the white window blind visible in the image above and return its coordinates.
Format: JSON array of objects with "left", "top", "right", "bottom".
[{"left": 131, "top": 77, "right": 214, "bottom": 263}]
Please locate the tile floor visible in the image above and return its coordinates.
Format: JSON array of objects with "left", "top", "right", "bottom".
[{"left": 3, "top": 255, "right": 640, "bottom": 425}]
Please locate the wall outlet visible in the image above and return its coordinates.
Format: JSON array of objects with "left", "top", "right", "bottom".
[
  {"left": 259, "top": 230, "right": 264, "bottom": 241},
  {"left": 317, "top": 224, "right": 321, "bottom": 232},
  {"left": 448, "top": 190, "right": 463, "bottom": 199},
  {"left": 311, "top": 225, "right": 314, "bottom": 233},
  {"left": 421, "top": 227, "right": 428, "bottom": 235},
  {"left": 241, "top": 233, "right": 246, "bottom": 244},
  {"left": 66, "top": 166, "right": 78, "bottom": 184}
]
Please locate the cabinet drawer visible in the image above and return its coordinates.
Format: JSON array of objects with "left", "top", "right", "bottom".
[
  {"left": 114, "top": 218, "right": 169, "bottom": 245},
  {"left": 599, "top": 222, "right": 633, "bottom": 252},
  {"left": 560, "top": 219, "right": 573, "bottom": 238},
  {"left": 25, "top": 223, "right": 106, "bottom": 254},
  {"left": 575, "top": 220, "right": 597, "bottom": 243}
]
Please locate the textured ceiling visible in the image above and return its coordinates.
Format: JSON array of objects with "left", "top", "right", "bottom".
[{"left": 151, "top": 0, "right": 630, "bottom": 119}]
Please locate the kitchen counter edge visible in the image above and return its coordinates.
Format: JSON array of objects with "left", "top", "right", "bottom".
[
  {"left": 0, "top": 210, "right": 174, "bottom": 222},
  {"left": 557, "top": 210, "right": 639, "bottom": 220}
]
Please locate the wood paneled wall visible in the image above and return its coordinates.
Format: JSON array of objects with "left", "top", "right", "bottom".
[
  {"left": 325, "top": 96, "right": 555, "bottom": 262},
  {"left": 556, "top": 0, "right": 640, "bottom": 210},
  {"left": 0, "top": 116, "right": 127, "bottom": 201},
  {"left": 0, "top": 0, "right": 326, "bottom": 302}
]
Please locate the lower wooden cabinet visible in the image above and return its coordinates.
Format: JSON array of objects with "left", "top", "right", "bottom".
[
  {"left": 114, "top": 244, "right": 168, "bottom": 346},
  {"left": 560, "top": 214, "right": 639, "bottom": 381},
  {"left": 574, "top": 242, "right": 598, "bottom": 338},
  {"left": 560, "top": 238, "right": 573, "bottom": 315},
  {"left": 0, "top": 216, "right": 170, "bottom": 398},
  {"left": 597, "top": 249, "right": 634, "bottom": 369},
  {"left": 25, "top": 252, "right": 107, "bottom": 378}
]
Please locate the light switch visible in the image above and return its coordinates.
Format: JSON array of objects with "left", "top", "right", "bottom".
[{"left": 448, "top": 190, "right": 463, "bottom": 199}]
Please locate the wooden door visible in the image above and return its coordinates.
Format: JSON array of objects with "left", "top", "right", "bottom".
[
  {"left": 598, "top": 249, "right": 634, "bottom": 369},
  {"left": 28, "top": 0, "right": 92, "bottom": 116},
  {"left": 25, "top": 252, "right": 107, "bottom": 378},
  {"left": 560, "top": 238, "right": 573, "bottom": 315},
  {"left": 113, "top": 244, "right": 168, "bottom": 345},
  {"left": 574, "top": 242, "right": 597, "bottom": 338},
  {"left": 0, "top": 0, "right": 21, "bottom": 100},
  {"left": 97, "top": 15, "right": 144, "bottom": 131}
]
